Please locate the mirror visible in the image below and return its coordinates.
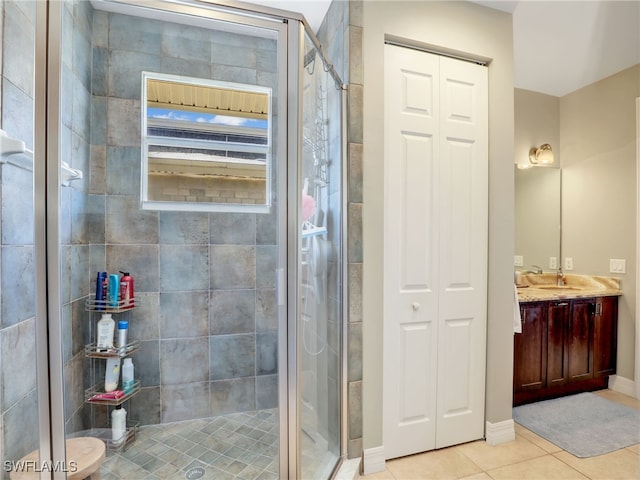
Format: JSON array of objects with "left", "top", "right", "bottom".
[
  {"left": 514, "top": 166, "right": 561, "bottom": 273},
  {"left": 141, "top": 72, "right": 272, "bottom": 213}
]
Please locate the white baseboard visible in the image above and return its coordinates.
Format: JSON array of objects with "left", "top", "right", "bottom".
[
  {"left": 485, "top": 419, "right": 516, "bottom": 446},
  {"left": 363, "top": 446, "right": 385, "bottom": 475},
  {"left": 608, "top": 375, "right": 637, "bottom": 398}
]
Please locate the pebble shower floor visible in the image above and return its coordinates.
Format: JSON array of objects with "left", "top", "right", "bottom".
[{"left": 100, "top": 409, "right": 279, "bottom": 480}]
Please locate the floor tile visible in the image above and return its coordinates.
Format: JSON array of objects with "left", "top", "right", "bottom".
[
  {"left": 101, "top": 409, "right": 279, "bottom": 480},
  {"left": 458, "top": 473, "right": 493, "bottom": 480},
  {"left": 553, "top": 448, "right": 640, "bottom": 480},
  {"left": 487, "top": 454, "right": 588, "bottom": 479},
  {"left": 593, "top": 389, "right": 640, "bottom": 410},
  {"left": 514, "top": 423, "right": 563, "bottom": 454},
  {"left": 386, "top": 446, "right": 483, "bottom": 479},
  {"left": 360, "top": 469, "right": 396, "bottom": 479},
  {"left": 456, "top": 436, "right": 547, "bottom": 471}
]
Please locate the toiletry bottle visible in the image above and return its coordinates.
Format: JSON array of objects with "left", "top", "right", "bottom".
[
  {"left": 119, "top": 271, "right": 134, "bottom": 308},
  {"left": 108, "top": 273, "right": 120, "bottom": 307},
  {"left": 97, "top": 313, "right": 115, "bottom": 351},
  {"left": 122, "top": 358, "right": 134, "bottom": 395},
  {"left": 117, "top": 320, "right": 129, "bottom": 349},
  {"left": 95, "top": 271, "right": 107, "bottom": 309},
  {"left": 104, "top": 357, "right": 121, "bottom": 392},
  {"left": 111, "top": 405, "right": 127, "bottom": 446}
]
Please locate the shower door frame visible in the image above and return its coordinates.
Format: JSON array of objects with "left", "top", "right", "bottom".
[{"left": 33, "top": 1, "right": 346, "bottom": 479}]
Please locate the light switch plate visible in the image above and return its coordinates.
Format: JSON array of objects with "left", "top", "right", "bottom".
[
  {"left": 549, "top": 257, "right": 557, "bottom": 269},
  {"left": 610, "top": 259, "right": 626, "bottom": 274},
  {"left": 514, "top": 255, "right": 523, "bottom": 267}
]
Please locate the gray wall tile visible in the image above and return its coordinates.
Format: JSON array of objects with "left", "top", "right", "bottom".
[
  {"left": 2, "top": 2, "right": 35, "bottom": 97},
  {"left": 162, "top": 382, "right": 211, "bottom": 423},
  {"left": 160, "top": 212, "right": 209, "bottom": 245},
  {"left": 108, "top": 49, "right": 160, "bottom": 99},
  {"left": 161, "top": 337, "right": 209, "bottom": 385},
  {"left": 210, "top": 377, "right": 255, "bottom": 416},
  {"left": 106, "top": 146, "right": 140, "bottom": 196},
  {"left": 129, "top": 386, "right": 161, "bottom": 425},
  {"left": 210, "top": 290, "right": 255, "bottom": 335},
  {"left": 131, "top": 340, "right": 160, "bottom": 387},
  {"left": 106, "top": 98, "right": 140, "bottom": 147},
  {"left": 160, "top": 291, "right": 209, "bottom": 338},
  {"left": 256, "top": 375, "right": 278, "bottom": 410},
  {"left": 256, "top": 332, "right": 277, "bottom": 376},
  {"left": 210, "top": 334, "right": 255, "bottom": 380},
  {"left": 209, "top": 213, "right": 256, "bottom": 245},
  {"left": 0, "top": 246, "right": 35, "bottom": 327},
  {"left": 1, "top": 318, "right": 36, "bottom": 409},
  {"left": 255, "top": 289, "right": 277, "bottom": 333},
  {"left": 210, "top": 246, "right": 255, "bottom": 290},
  {"left": 106, "top": 244, "right": 159, "bottom": 293},
  {"left": 128, "top": 292, "right": 160, "bottom": 341},
  {"left": 3, "top": 390, "right": 38, "bottom": 464},
  {"left": 159, "top": 245, "right": 209, "bottom": 292},
  {"left": 106, "top": 196, "right": 158, "bottom": 244}
]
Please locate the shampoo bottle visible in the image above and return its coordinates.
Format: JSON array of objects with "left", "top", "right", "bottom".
[
  {"left": 95, "top": 271, "right": 107, "bottom": 309},
  {"left": 104, "top": 357, "right": 121, "bottom": 392},
  {"left": 97, "top": 313, "right": 115, "bottom": 351},
  {"left": 119, "top": 271, "right": 134, "bottom": 308},
  {"left": 108, "top": 273, "right": 119, "bottom": 307},
  {"left": 122, "top": 358, "right": 134, "bottom": 395},
  {"left": 111, "top": 405, "right": 127, "bottom": 446}
]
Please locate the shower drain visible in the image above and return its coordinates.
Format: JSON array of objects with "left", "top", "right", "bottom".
[{"left": 184, "top": 466, "right": 206, "bottom": 479}]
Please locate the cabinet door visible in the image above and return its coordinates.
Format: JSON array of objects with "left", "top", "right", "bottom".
[
  {"left": 593, "top": 297, "right": 618, "bottom": 377},
  {"left": 514, "top": 303, "right": 547, "bottom": 392},
  {"left": 547, "top": 301, "right": 569, "bottom": 387},
  {"left": 567, "top": 299, "right": 594, "bottom": 382}
]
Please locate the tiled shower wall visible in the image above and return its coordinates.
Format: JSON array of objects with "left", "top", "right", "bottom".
[
  {"left": 63, "top": 4, "right": 281, "bottom": 432},
  {"left": 0, "top": 0, "right": 39, "bottom": 469}
]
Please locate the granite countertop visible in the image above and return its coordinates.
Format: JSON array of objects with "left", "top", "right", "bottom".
[{"left": 516, "top": 273, "right": 622, "bottom": 303}]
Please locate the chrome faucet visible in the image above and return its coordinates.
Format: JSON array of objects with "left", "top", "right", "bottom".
[
  {"left": 530, "top": 265, "right": 543, "bottom": 275},
  {"left": 556, "top": 268, "right": 566, "bottom": 286}
]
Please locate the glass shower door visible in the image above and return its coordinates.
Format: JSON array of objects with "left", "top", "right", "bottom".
[
  {"left": 298, "top": 31, "right": 344, "bottom": 479},
  {"left": 0, "top": 1, "right": 45, "bottom": 477},
  {"left": 55, "top": 1, "right": 287, "bottom": 478}
]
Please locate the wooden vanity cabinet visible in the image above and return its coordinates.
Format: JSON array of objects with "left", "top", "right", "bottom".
[
  {"left": 546, "top": 301, "right": 569, "bottom": 387},
  {"left": 593, "top": 296, "right": 618, "bottom": 377},
  {"left": 513, "top": 302, "right": 547, "bottom": 393},
  {"left": 567, "top": 299, "right": 594, "bottom": 383},
  {"left": 514, "top": 296, "right": 618, "bottom": 406}
]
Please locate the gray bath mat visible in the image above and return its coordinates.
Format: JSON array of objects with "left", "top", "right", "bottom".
[{"left": 513, "top": 392, "right": 640, "bottom": 458}]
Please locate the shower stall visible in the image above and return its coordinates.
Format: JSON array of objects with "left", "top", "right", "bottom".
[{"left": 0, "top": 0, "right": 345, "bottom": 478}]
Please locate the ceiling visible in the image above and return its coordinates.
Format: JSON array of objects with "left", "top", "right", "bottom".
[{"left": 247, "top": 0, "right": 640, "bottom": 97}]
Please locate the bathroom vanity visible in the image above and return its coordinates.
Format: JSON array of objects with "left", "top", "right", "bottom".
[{"left": 513, "top": 274, "right": 621, "bottom": 406}]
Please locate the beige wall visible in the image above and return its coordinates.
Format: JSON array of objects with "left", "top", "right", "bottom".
[
  {"left": 362, "top": 1, "right": 514, "bottom": 449},
  {"left": 560, "top": 65, "right": 639, "bottom": 379}
]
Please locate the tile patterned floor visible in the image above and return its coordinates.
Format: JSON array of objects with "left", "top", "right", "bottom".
[
  {"left": 362, "top": 390, "right": 640, "bottom": 480},
  {"left": 101, "top": 409, "right": 279, "bottom": 480}
]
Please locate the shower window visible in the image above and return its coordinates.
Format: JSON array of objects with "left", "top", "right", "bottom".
[{"left": 141, "top": 72, "right": 273, "bottom": 213}]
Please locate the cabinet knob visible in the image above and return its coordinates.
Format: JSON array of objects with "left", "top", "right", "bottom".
[{"left": 412, "top": 302, "right": 420, "bottom": 311}]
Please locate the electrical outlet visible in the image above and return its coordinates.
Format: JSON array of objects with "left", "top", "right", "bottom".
[
  {"left": 549, "top": 257, "right": 557, "bottom": 269},
  {"left": 609, "top": 259, "right": 626, "bottom": 274},
  {"left": 514, "top": 255, "right": 523, "bottom": 267},
  {"left": 564, "top": 257, "right": 573, "bottom": 271}
]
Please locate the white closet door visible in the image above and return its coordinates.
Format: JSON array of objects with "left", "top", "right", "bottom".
[
  {"left": 435, "top": 55, "right": 488, "bottom": 449},
  {"left": 383, "top": 44, "right": 488, "bottom": 459}
]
